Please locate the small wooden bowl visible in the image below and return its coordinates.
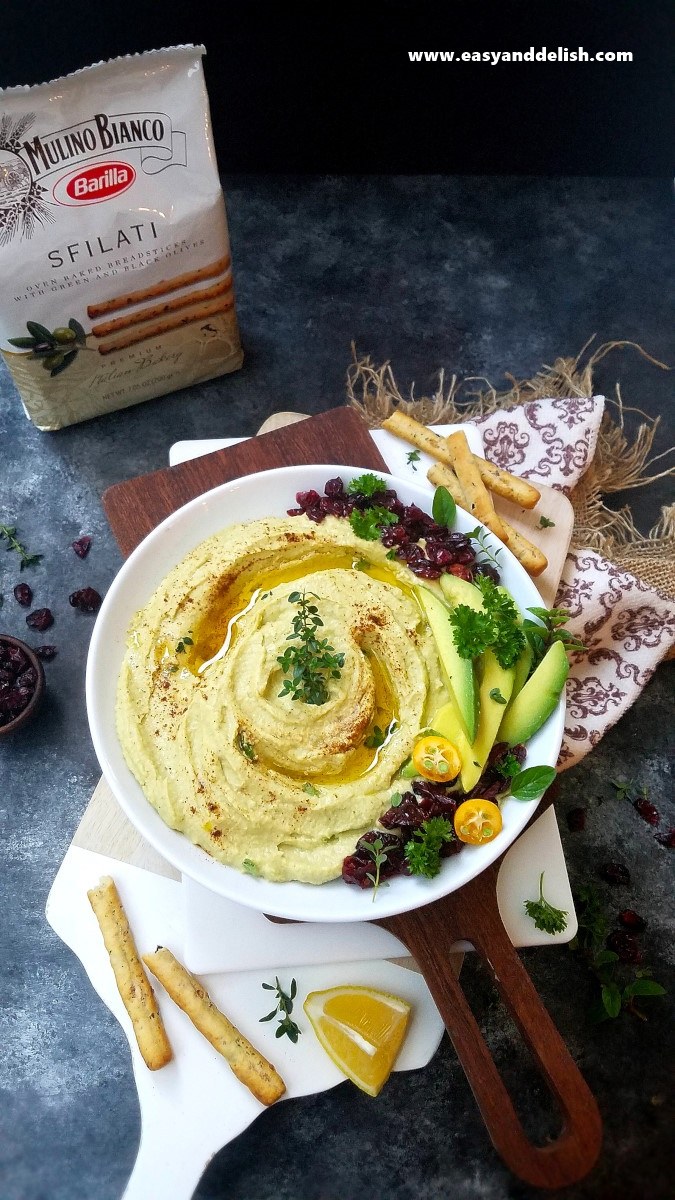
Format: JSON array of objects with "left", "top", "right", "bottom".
[{"left": 0, "top": 635, "right": 46, "bottom": 736}]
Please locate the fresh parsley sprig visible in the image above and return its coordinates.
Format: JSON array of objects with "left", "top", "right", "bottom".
[
  {"left": 277, "top": 591, "right": 345, "bottom": 705},
  {"left": 0, "top": 524, "right": 43, "bottom": 570},
  {"left": 448, "top": 575, "right": 525, "bottom": 668},
  {"left": 347, "top": 473, "right": 388, "bottom": 497},
  {"left": 260, "top": 977, "right": 302, "bottom": 1042},
  {"left": 524, "top": 872, "right": 568, "bottom": 935},
  {"left": 350, "top": 506, "right": 398, "bottom": 541},
  {"left": 405, "top": 817, "right": 455, "bottom": 879}
]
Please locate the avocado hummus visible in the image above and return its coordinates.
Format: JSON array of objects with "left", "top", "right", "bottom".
[{"left": 116, "top": 514, "right": 449, "bottom": 883}]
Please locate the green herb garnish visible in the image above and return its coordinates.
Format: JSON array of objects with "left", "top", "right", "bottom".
[
  {"left": 448, "top": 576, "right": 525, "bottom": 668},
  {"left": 350, "top": 506, "right": 398, "bottom": 542},
  {"left": 302, "top": 782, "right": 320, "bottom": 796},
  {"left": 386, "top": 548, "right": 397, "bottom": 560},
  {"left": 405, "top": 817, "right": 455, "bottom": 879},
  {"left": 364, "top": 722, "right": 394, "bottom": 749},
  {"left": 538, "top": 515, "right": 556, "bottom": 528},
  {"left": 260, "top": 977, "right": 302, "bottom": 1042},
  {"left": 495, "top": 751, "right": 522, "bottom": 781},
  {"left": 242, "top": 858, "right": 260, "bottom": 876},
  {"left": 522, "top": 606, "right": 585, "bottom": 672},
  {"left": 467, "top": 525, "right": 502, "bottom": 572},
  {"left": 524, "top": 872, "right": 568, "bottom": 935},
  {"left": 509, "top": 765, "right": 557, "bottom": 801},
  {"left": 238, "top": 732, "right": 257, "bottom": 761},
  {"left": 347, "top": 473, "right": 388, "bottom": 497},
  {"left": 432, "top": 485, "right": 457, "bottom": 530},
  {"left": 277, "top": 591, "right": 345, "bottom": 705},
  {"left": 489, "top": 688, "right": 507, "bottom": 704},
  {"left": 0, "top": 524, "right": 43, "bottom": 570},
  {"left": 389, "top": 791, "right": 403, "bottom": 808},
  {"left": 175, "top": 633, "right": 194, "bottom": 654},
  {"left": 361, "top": 835, "right": 396, "bottom": 900},
  {"left": 406, "top": 449, "right": 421, "bottom": 471},
  {"left": 353, "top": 559, "right": 370, "bottom": 571}
]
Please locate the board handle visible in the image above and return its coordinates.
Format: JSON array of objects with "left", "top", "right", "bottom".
[{"left": 378, "top": 862, "right": 602, "bottom": 1189}]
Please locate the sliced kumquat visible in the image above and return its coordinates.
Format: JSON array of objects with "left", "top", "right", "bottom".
[
  {"left": 453, "top": 798, "right": 503, "bottom": 845},
  {"left": 412, "top": 735, "right": 461, "bottom": 783}
]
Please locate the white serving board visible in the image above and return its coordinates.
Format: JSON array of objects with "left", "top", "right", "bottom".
[{"left": 46, "top": 847, "right": 445, "bottom": 1200}]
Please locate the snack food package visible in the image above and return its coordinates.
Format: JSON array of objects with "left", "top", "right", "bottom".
[{"left": 0, "top": 45, "right": 243, "bottom": 430}]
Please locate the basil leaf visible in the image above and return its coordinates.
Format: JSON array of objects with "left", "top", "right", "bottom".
[
  {"left": 489, "top": 688, "right": 507, "bottom": 704},
  {"left": 601, "top": 982, "right": 622, "bottom": 1018},
  {"left": 627, "top": 979, "right": 666, "bottom": 998},
  {"left": 432, "top": 486, "right": 456, "bottom": 530},
  {"left": 509, "top": 765, "right": 557, "bottom": 801}
]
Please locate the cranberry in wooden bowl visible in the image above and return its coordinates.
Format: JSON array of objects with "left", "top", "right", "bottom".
[{"left": 0, "top": 635, "right": 45, "bottom": 735}]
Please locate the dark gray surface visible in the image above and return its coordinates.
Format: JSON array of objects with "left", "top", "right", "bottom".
[{"left": 0, "top": 176, "right": 673, "bottom": 1200}]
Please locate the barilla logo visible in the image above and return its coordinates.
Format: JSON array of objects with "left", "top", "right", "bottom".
[{"left": 53, "top": 161, "right": 135, "bottom": 206}]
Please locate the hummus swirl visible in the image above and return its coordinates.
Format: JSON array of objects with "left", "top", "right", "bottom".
[{"left": 116, "top": 515, "right": 448, "bottom": 883}]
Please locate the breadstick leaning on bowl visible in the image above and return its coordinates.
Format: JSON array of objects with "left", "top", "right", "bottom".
[
  {"left": 382, "top": 411, "right": 548, "bottom": 577},
  {"left": 87, "top": 876, "right": 173, "bottom": 1071}
]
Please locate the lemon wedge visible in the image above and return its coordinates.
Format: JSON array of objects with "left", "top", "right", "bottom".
[{"left": 303, "top": 985, "right": 412, "bottom": 1097}]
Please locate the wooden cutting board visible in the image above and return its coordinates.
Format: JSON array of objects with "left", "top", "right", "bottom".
[
  {"left": 103, "top": 406, "right": 387, "bottom": 555},
  {"left": 96, "top": 404, "right": 599, "bottom": 1188}
]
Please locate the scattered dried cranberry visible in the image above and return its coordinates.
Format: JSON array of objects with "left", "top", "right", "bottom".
[
  {"left": 69, "top": 587, "right": 102, "bottom": 613},
  {"left": 13, "top": 583, "right": 33, "bottom": 607},
  {"left": 72, "top": 536, "right": 92, "bottom": 558},
  {"left": 567, "top": 807, "right": 587, "bottom": 832},
  {"left": 618, "top": 909, "right": 646, "bottom": 932},
  {"left": 657, "top": 828, "right": 675, "bottom": 849},
  {"left": 606, "top": 930, "right": 643, "bottom": 964},
  {"left": 600, "top": 862, "right": 631, "bottom": 886},
  {"left": 34, "top": 645, "right": 57, "bottom": 661},
  {"left": 634, "top": 796, "right": 660, "bottom": 826},
  {"left": 26, "top": 608, "right": 53, "bottom": 631}
]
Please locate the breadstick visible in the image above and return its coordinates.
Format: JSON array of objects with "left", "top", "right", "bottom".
[
  {"left": 499, "top": 519, "right": 549, "bottom": 577},
  {"left": 97, "top": 295, "right": 234, "bottom": 355},
  {"left": 474, "top": 457, "right": 541, "bottom": 509},
  {"left": 143, "top": 947, "right": 286, "bottom": 1106},
  {"left": 444, "top": 431, "right": 508, "bottom": 542},
  {"left": 426, "top": 462, "right": 467, "bottom": 509},
  {"left": 87, "top": 254, "right": 231, "bottom": 319},
  {"left": 91, "top": 277, "right": 232, "bottom": 338},
  {"left": 382, "top": 411, "right": 456, "bottom": 465},
  {"left": 87, "top": 877, "right": 172, "bottom": 1071}
]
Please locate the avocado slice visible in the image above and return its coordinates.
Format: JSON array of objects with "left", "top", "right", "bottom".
[
  {"left": 439, "top": 573, "right": 485, "bottom": 611},
  {"left": 460, "top": 649, "right": 516, "bottom": 791},
  {"left": 511, "top": 639, "right": 534, "bottom": 700},
  {"left": 416, "top": 586, "right": 478, "bottom": 741},
  {"left": 497, "top": 639, "right": 569, "bottom": 746}
]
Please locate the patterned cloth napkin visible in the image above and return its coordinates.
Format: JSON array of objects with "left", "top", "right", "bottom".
[{"left": 471, "top": 397, "right": 675, "bottom": 768}]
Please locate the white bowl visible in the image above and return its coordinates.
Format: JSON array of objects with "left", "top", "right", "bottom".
[{"left": 86, "top": 464, "right": 564, "bottom": 922}]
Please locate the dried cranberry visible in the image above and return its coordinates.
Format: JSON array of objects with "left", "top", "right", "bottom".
[
  {"left": 567, "top": 807, "right": 587, "bottom": 832},
  {"left": 324, "top": 478, "right": 345, "bottom": 498},
  {"left": 0, "top": 686, "right": 32, "bottom": 714},
  {"left": 5, "top": 645, "right": 28, "bottom": 672},
  {"left": 634, "top": 797, "right": 660, "bottom": 826},
  {"left": 600, "top": 862, "right": 631, "bottom": 886},
  {"left": 13, "top": 583, "right": 33, "bottom": 607},
  {"left": 618, "top": 909, "right": 646, "bottom": 932},
  {"left": 657, "top": 828, "right": 675, "bottom": 849},
  {"left": 26, "top": 608, "right": 53, "bottom": 631},
  {"left": 16, "top": 668, "right": 37, "bottom": 689},
  {"left": 446, "top": 564, "right": 473, "bottom": 582},
  {"left": 295, "top": 489, "right": 320, "bottom": 509},
  {"left": 606, "top": 930, "right": 643, "bottom": 965},
  {"left": 34, "top": 645, "right": 57, "bottom": 661},
  {"left": 69, "top": 587, "right": 102, "bottom": 613},
  {"left": 0, "top": 669, "right": 13, "bottom": 688},
  {"left": 341, "top": 830, "right": 405, "bottom": 887},
  {"left": 72, "top": 536, "right": 92, "bottom": 558}
]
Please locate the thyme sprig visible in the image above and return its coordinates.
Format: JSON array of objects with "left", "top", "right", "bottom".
[
  {"left": 277, "top": 591, "right": 345, "bottom": 705},
  {"left": 467, "top": 525, "right": 502, "bottom": 572},
  {"left": 0, "top": 524, "right": 43, "bottom": 570},
  {"left": 260, "top": 977, "right": 302, "bottom": 1042},
  {"left": 571, "top": 885, "right": 666, "bottom": 1022}
]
